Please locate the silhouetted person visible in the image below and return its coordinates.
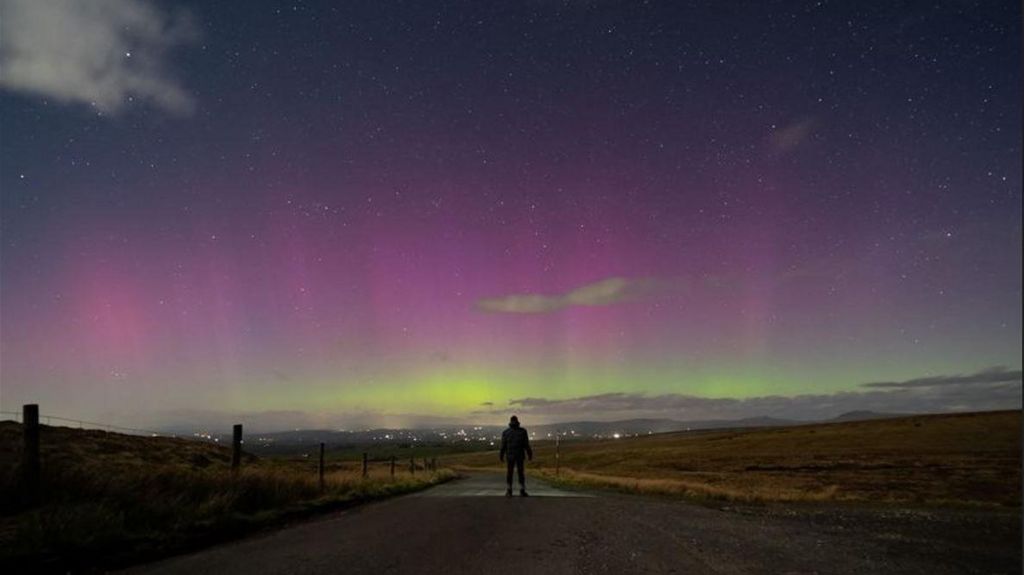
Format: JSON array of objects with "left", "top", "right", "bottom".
[{"left": 499, "top": 415, "right": 533, "bottom": 496}]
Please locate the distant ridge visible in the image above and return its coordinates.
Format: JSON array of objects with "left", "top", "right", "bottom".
[
  {"left": 830, "top": 410, "right": 907, "bottom": 422},
  {"left": 529, "top": 416, "right": 801, "bottom": 438},
  {"left": 149, "top": 411, "right": 928, "bottom": 444}
]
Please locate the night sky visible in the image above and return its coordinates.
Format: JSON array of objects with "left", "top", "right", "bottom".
[{"left": 1, "top": 0, "right": 1020, "bottom": 430}]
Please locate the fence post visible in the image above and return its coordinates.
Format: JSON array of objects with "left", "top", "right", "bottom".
[
  {"left": 431, "top": 457, "right": 436, "bottom": 472},
  {"left": 231, "top": 424, "right": 243, "bottom": 472},
  {"left": 362, "top": 452, "right": 368, "bottom": 478},
  {"left": 555, "top": 432, "right": 560, "bottom": 477},
  {"left": 390, "top": 455, "right": 396, "bottom": 479},
  {"left": 409, "top": 456, "right": 415, "bottom": 476},
  {"left": 319, "top": 442, "right": 325, "bottom": 491},
  {"left": 22, "top": 404, "right": 40, "bottom": 507}
]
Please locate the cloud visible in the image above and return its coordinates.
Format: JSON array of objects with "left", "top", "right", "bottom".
[
  {"left": 861, "top": 366, "right": 1022, "bottom": 389},
  {"left": 476, "top": 277, "right": 665, "bottom": 314},
  {"left": 0, "top": 0, "right": 197, "bottom": 114},
  {"left": 475, "top": 366, "right": 1022, "bottom": 421}
]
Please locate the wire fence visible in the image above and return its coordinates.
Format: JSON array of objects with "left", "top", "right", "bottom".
[
  {"left": 7, "top": 404, "right": 444, "bottom": 509},
  {"left": 0, "top": 410, "right": 177, "bottom": 438},
  {"left": 1, "top": 408, "right": 444, "bottom": 477}
]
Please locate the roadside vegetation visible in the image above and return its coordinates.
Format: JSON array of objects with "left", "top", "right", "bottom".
[
  {"left": 0, "top": 422, "right": 452, "bottom": 569},
  {"left": 449, "top": 410, "right": 1021, "bottom": 507}
]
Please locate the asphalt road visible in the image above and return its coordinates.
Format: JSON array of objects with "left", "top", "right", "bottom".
[{"left": 125, "top": 472, "right": 1021, "bottom": 575}]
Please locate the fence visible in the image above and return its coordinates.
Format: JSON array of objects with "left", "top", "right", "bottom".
[
  {"left": 0, "top": 409, "right": 171, "bottom": 437},
  {"left": 352, "top": 451, "right": 439, "bottom": 480},
  {"left": 7, "top": 404, "right": 442, "bottom": 508}
]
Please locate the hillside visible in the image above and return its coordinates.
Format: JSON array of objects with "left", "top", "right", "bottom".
[
  {"left": 0, "top": 421, "right": 255, "bottom": 481},
  {"left": 449, "top": 410, "right": 1022, "bottom": 506},
  {"left": 0, "top": 421, "right": 451, "bottom": 569}
]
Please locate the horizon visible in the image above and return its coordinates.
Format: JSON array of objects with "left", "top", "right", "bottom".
[
  {"left": 148, "top": 406, "right": 1022, "bottom": 436},
  {"left": 5, "top": 406, "right": 1016, "bottom": 436},
  {"left": 3, "top": 400, "right": 1020, "bottom": 437},
  {"left": 1, "top": 1, "right": 1021, "bottom": 428}
]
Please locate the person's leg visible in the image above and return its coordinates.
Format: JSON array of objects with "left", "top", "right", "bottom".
[
  {"left": 516, "top": 456, "right": 526, "bottom": 490},
  {"left": 506, "top": 458, "right": 514, "bottom": 489}
]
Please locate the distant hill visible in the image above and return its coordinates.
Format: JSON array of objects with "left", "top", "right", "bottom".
[
  {"left": 830, "top": 410, "right": 907, "bottom": 422},
  {"left": 149, "top": 411, "right": 930, "bottom": 449},
  {"left": 530, "top": 418, "right": 687, "bottom": 438},
  {"left": 238, "top": 426, "right": 505, "bottom": 454},
  {"left": 190, "top": 416, "right": 808, "bottom": 451},
  {"left": 529, "top": 416, "right": 801, "bottom": 438}
]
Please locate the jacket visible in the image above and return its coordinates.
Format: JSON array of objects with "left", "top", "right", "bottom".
[{"left": 499, "top": 422, "right": 533, "bottom": 460}]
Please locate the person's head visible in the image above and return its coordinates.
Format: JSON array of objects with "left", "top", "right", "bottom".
[{"left": 509, "top": 415, "right": 520, "bottom": 428}]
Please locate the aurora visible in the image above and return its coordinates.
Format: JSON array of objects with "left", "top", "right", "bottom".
[{"left": 1, "top": 0, "right": 1020, "bottom": 430}]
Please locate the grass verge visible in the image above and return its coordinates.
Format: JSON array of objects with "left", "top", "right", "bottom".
[
  {"left": 0, "top": 422, "right": 453, "bottom": 571},
  {"left": 447, "top": 410, "right": 1021, "bottom": 507}
]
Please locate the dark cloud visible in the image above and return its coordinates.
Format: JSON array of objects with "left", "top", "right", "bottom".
[
  {"left": 508, "top": 393, "right": 738, "bottom": 413},
  {"left": 861, "top": 366, "right": 1022, "bottom": 389},
  {"left": 475, "top": 367, "right": 1022, "bottom": 422}
]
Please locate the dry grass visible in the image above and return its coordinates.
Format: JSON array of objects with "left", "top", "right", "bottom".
[
  {"left": 529, "top": 469, "right": 844, "bottom": 503},
  {"left": 449, "top": 410, "right": 1021, "bottom": 506},
  {"left": 0, "top": 422, "right": 452, "bottom": 566}
]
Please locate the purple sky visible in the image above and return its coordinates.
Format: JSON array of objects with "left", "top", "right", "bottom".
[{"left": 1, "top": 0, "right": 1020, "bottom": 430}]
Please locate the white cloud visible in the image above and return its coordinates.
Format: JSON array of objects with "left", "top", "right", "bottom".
[
  {"left": 476, "top": 277, "right": 666, "bottom": 314},
  {"left": 0, "top": 0, "right": 197, "bottom": 114}
]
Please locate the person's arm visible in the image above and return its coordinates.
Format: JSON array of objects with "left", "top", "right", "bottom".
[
  {"left": 499, "top": 430, "right": 507, "bottom": 462},
  {"left": 524, "top": 430, "right": 533, "bottom": 461}
]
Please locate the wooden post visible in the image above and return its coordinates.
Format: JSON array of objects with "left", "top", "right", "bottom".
[
  {"left": 231, "top": 424, "right": 243, "bottom": 472},
  {"left": 362, "top": 452, "right": 368, "bottom": 478},
  {"left": 23, "top": 404, "right": 40, "bottom": 506},
  {"left": 390, "top": 455, "right": 396, "bottom": 479},
  {"left": 409, "top": 456, "right": 415, "bottom": 476},
  {"left": 431, "top": 457, "right": 437, "bottom": 472},
  {"left": 319, "top": 442, "right": 325, "bottom": 491},
  {"left": 555, "top": 432, "right": 560, "bottom": 477}
]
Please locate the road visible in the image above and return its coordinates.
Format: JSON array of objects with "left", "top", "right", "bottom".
[{"left": 126, "top": 472, "right": 1021, "bottom": 575}]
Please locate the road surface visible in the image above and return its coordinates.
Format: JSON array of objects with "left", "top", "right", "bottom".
[{"left": 125, "top": 472, "right": 1021, "bottom": 574}]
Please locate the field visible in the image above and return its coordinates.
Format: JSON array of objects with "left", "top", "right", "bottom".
[
  {"left": 0, "top": 422, "right": 452, "bottom": 569},
  {"left": 448, "top": 410, "right": 1021, "bottom": 506}
]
